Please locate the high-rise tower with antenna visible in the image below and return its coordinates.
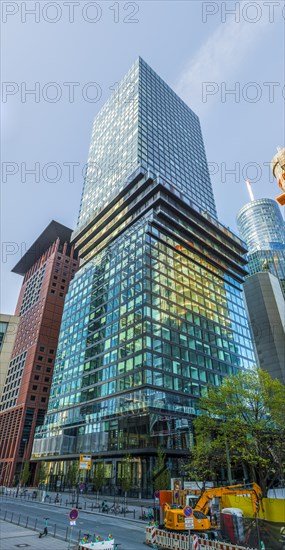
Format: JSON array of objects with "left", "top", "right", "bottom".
[
  {"left": 237, "top": 187, "right": 285, "bottom": 383},
  {"left": 237, "top": 195, "right": 285, "bottom": 292}
]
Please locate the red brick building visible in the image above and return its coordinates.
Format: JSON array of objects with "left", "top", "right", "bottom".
[{"left": 0, "top": 221, "right": 79, "bottom": 486}]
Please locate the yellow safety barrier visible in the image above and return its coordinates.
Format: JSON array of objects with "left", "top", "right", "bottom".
[{"left": 221, "top": 495, "right": 285, "bottom": 522}]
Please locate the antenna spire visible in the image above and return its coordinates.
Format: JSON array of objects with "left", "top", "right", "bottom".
[{"left": 246, "top": 180, "right": 255, "bottom": 202}]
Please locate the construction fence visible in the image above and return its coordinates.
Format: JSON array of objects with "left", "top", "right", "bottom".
[
  {"left": 145, "top": 525, "right": 257, "bottom": 550},
  {"left": 78, "top": 540, "right": 115, "bottom": 550}
]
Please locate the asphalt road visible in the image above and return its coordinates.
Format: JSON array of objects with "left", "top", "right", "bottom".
[{"left": 1, "top": 496, "right": 147, "bottom": 549}]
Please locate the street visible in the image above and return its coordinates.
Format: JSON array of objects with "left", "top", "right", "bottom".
[{"left": 1, "top": 495, "right": 147, "bottom": 549}]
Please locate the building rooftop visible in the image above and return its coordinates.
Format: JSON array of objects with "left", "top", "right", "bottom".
[{"left": 12, "top": 220, "right": 73, "bottom": 276}]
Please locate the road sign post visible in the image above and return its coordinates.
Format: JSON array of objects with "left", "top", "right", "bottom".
[
  {"left": 183, "top": 506, "right": 193, "bottom": 550},
  {"left": 68, "top": 509, "right": 78, "bottom": 550},
  {"left": 185, "top": 517, "right": 195, "bottom": 549},
  {"left": 68, "top": 525, "right": 73, "bottom": 550}
]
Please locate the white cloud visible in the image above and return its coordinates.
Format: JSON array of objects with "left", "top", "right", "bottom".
[{"left": 176, "top": 1, "right": 270, "bottom": 115}]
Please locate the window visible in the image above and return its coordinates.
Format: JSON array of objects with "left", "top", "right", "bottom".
[
  {"left": 39, "top": 346, "right": 45, "bottom": 352},
  {"left": 41, "top": 397, "right": 46, "bottom": 403},
  {"left": 37, "top": 356, "right": 43, "bottom": 361},
  {"left": 46, "top": 367, "right": 51, "bottom": 373},
  {"left": 30, "top": 395, "right": 36, "bottom": 401},
  {"left": 44, "top": 377, "right": 49, "bottom": 382},
  {"left": 32, "top": 385, "right": 38, "bottom": 390},
  {"left": 43, "top": 387, "right": 48, "bottom": 392},
  {"left": 36, "top": 365, "right": 41, "bottom": 371},
  {"left": 34, "top": 375, "right": 40, "bottom": 380}
]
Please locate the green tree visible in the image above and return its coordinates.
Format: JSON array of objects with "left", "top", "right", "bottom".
[
  {"left": 121, "top": 454, "right": 133, "bottom": 505},
  {"left": 92, "top": 459, "right": 105, "bottom": 501},
  {"left": 185, "top": 435, "right": 226, "bottom": 487},
  {"left": 36, "top": 462, "right": 47, "bottom": 487},
  {"left": 21, "top": 461, "right": 30, "bottom": 486},
  {"left": 153, "top": 447, "right": 170, "bottom": 491},
  {"left": 66, "top": 460, "right": 79, "bottom": 489},
  {"left": 190, "top": 367, "right": 285, "bottom": 495}
]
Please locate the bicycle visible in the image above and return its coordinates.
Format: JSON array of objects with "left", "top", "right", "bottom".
[
  {"left": 110, "top": 503, "right": 121, "bottom": 515},
  {"left": 39, "top": 517, "right": 49, "bottom": 538}
]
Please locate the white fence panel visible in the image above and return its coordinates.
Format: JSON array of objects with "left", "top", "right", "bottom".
[{"left": 145, "top": 527, "right": 257, "bottom": 550}]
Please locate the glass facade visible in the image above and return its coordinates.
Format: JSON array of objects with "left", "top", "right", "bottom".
[
  {"left": 33, "top": 189, "right": 254, "bottom": 491},
  {"left": 237, "top": 198, "right": 285, "bottom": 293},
  {"left": 33, "top": 59, "right": 255, "bottom": 493},
  {"left": 237, "top": 199, "right": 285, "bottom": 252},
  {"left": 76, "top": 58, "right": 216, "bottom": 232}
]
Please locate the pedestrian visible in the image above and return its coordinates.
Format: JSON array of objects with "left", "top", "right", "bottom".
[
  {"left": 39, "top": 518, "right": 48, "bottom": 538},
  {"left": 101, "top": 500, "right": 108, "bottom": 512}
]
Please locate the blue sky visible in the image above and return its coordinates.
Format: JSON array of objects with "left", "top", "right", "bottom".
[{"left": 1, "top": 0, "right": 284, "bottom": 313}]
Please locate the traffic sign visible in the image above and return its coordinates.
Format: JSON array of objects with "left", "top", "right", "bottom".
[
  {"left": 185, "top": 517, "right": 194, "bottom": 529},
  {"left": 70, "top": 520, "right": 76, "bottom": 526},
  {"left": 69, "top": 509, "right": 78, "bottom": 521},
  {"left": 79, "top": 454, "right": 92, "bottom": 470},
  {"left": 183, "top": 506, "right": 193, "bottom": 517}
]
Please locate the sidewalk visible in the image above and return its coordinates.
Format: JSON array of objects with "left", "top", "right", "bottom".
[
  {"left": 3, "top": 486, "right": 154, "bottom": 506},
  {"left": 39, "top": 488, "right": 154, "bottom": 508},
  {"left": 3, "top": 488, "right": 156, "bottom": 521},
  {"left": 0, "top": 520, "right": 77, "bottom": 549}
]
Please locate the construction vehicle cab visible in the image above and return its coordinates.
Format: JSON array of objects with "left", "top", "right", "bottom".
[{"left": 185, "top": 494, "right": 200, "bottom": 508}]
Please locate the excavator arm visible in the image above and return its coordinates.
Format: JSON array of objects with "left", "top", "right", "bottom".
[{"left": 195, "top": 483, "right": 263, "bottom": 517}]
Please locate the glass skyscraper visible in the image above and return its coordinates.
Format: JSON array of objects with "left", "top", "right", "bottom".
[
  {"left": 32, "top": 58, "right": 255, "bottom": 495},
  {"left": 237, "top": 198, "right": 285, "bottom": 293},
  {"left": 76, "top": 58, "right": 217, "bottom": 233}
]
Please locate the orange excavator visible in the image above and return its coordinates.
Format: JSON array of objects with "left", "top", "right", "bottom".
[{"left": 164, "top": 483, "right": 264, "bottom": 534}]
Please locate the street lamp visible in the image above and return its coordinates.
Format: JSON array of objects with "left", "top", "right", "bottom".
[{"left": 16, "top": 438, "right": 27, "bottom": 497}]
